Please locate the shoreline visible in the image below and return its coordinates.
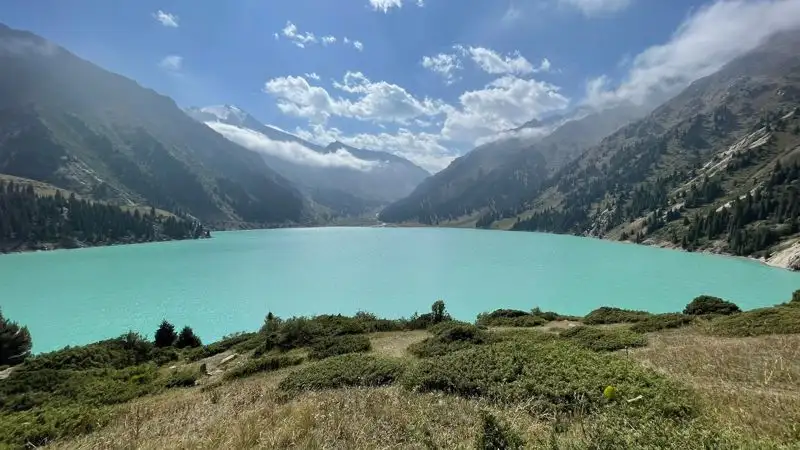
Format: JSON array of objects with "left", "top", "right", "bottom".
[{"left": 0, "top": 234, "right": 212, "bottom": 256}]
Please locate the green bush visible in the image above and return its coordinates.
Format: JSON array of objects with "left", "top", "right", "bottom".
[
  {"left": 223, "top": 354, "right": 305, "bottom": 380},
  {"left": 149, "top": 347, "right": 180, "bottom": 366},
  {"left": 409, "top": 322, "right": 492, "bottom": 357},
  {"left": 0, "top": 309, "right": 32, "bottom": 366},
  {"left": 22, "top": 332, "right": 153, "bottom": 371},
  {"left": 630, "top": 314, "right": 695, "bottom": 333},
  {"left": 165, "top": 367, "right": 200, "bottom": 388},
  {"left": 683, "top": 296, "right": 740, "bottom": 316},
  {"left": 560, "top": 326, "right": 647, "bottom": 352},
  {"left": 583, "top": 307, "right": 651, "bottom": 325},
  {"left": 707, "top": 305, "right": 800, "bottom": 337},
  {"left": 309, "top": 335, "right": 371, "bottom": 360},
  {"left": 0, "top": 405, "right": 110, "bottom": 448},
  {"left": 261, "top": 314, "right": 369, "bottom": 352},
  {"left": 279, "top": 354, "right": 406, "bottom": 393},
  {"left": 476, "top": 411, "right": 524, "bottom": 450},
  {"left": 792, "top": 289, "right": 800, "bottom": 304},
  {"left": 476, "top": 309, "right": 547, "bottom": 328},
  {"left": 401, "top": 340, "right": 695, "bottom": 419}
]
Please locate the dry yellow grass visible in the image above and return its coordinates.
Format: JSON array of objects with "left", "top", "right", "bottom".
[
  {"left": 369, "top": 330, "right": 430, "bottom": 358},
  {"left": 630, "top": 328, "right": 800, "bottom": 441},
  {"left": 48, "top": 327, "right": 800, "bottom": 449}
]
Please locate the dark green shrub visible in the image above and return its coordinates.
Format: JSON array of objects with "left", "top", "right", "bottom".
[
  {"left": 175, "top": 326, "right": 202, "bottom": 349},
  {"left": 792, "top": 289, "right": 800, "bottom": 304},
  {"left": 262, "top": 315, "right": 368, "bottom": 352},
  {"left": 154, "top": 320, "right": 177, "bottom": 347},
  {"left": 165, "top": 367, "right": 200, "bottom": 388},
  {"left": 22, "top": 332, "right": 153, "bottom": 371},
  {"left": 401, "top": 340, "right": 695, "bottom": 419},
  {"left": 683, "top": 296, "right": 740, "bottom": 316},
  {"left": 476, "top": 411, "right": 524, "bottom": 450},
  {"left": 223, "top": 354, "right": 305, "bottom": 380},
  {"left": 476, "top": 309, "right": 548, "bottom": 328},
  {"left": 583, "top": 307, "right": 651, "bottom": 325},
  {"left": 707, "top": 305, "right": 800, "bottom": 337},
  {"left": 279, "top": 354, "right": 406, "bottom": 393},
  {"left": 0, "top": 309, "right": 32, "bottom": 366},
  {"left": 309, "top": 335, "right": 371, "bottom": 360},
  {"left": 149, "top": 347, "right": 180, "bottom": 366},
  {"left": 409, "top": 322, "right": 492, "bottom": 357},
  {"left": 0, "top": 405, "right": 110, "bottom": 448},
  {"left": 630, "top": 314, "right": 695, "bottom": 333},
  {"left": 560, "top": 326, "right": 647, "bottom": 352}
]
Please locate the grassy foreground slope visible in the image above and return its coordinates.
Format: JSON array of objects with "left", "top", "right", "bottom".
[{"left": 1, "top": 294, "right": 799, "bottom": 449}]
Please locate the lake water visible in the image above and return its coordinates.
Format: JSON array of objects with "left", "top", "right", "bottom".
[{"left": 2, "top": 227, "right": 799, "bottom": 353}]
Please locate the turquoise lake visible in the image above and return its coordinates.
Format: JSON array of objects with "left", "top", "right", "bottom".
[{"left": 2, "top": 227, "right": 799, "bottom": 353}]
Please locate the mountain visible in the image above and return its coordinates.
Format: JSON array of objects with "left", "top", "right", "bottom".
[
  {"left": 378, "top": 103, "right": 648, "bottom": 224},
  {"left": 504, "top": 30, "right": 800, "bottom": 262},
  {"left": 0, "top": 23, "right": 311, "bottom": 228},
  {"left": 186, "top": 105, "right": 429, "bottom": 215}
]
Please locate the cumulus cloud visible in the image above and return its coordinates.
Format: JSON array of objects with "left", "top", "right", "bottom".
[
  {"left": 458, "top": 46, "right": 551, "bottom": 75},
  {"left": 264, "top": 72, "right": 446, "bottom": 124},
  {"left": 352, "top": 40, "right": 365, "bottom": 51},
  {"left": 158, "top": 55, "right": 183, "bottom": 71},
  {"left": 206, "top": 122, "right": 379, "bottom": 171},
  {"left": 305, "top": 72, "right": 321, "bottom": 80},
  {"left": 295, "top": 123, "right": 453, "bottom": 173},
  {"left": 441, "top": 75, "right": 569, "bottom": 143},
  {"left": 321, "top": 36, "right": 337, "bottom": 46},
  {"left": 585, "top": 0, "right": 800, "bottom": 109},
  {"left": 368, "top": 0, "right": 425, "bottom": 13},
  {"left": 559, "top": 0, "right": 632, "bottom": 16},
  {"left": 152, "top": 10, "right": 179, "bottom": 27},
  {"left": 421, "top": 52, "right": 462, "bottom": 84}
]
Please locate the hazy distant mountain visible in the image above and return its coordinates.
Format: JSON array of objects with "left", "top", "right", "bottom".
[
  {"left": 378, "top": 103, "right": 648, "bottom": 224},
  {"left": 186, "top": 105, "right": 429, "bottom": 214},
  {"left": 0, "top": 23, "right": 312, "bottom": 227}
]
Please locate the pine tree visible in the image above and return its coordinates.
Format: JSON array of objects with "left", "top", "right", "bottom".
[
  {"left": 154, "top": 320, "right": 178, "bottom": 347},
  {"left": 0, "top": 309, "right": 32, "bottom": 366},
  {"left": 175, "top": 326, "right": 202, "bottom": 348}
]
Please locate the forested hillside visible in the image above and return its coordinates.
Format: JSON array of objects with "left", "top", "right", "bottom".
[
  {"left": 0, "top": 179, "right": 207, "bottom": 252},
  {"left": 0, "top": 23, "right": 312, "bottom": 228}
]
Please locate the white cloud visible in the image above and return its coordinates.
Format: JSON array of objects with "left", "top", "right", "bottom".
[
  {"left": 264, "top": 72, "right": 446, "bottom": 124},
  {"left": 585, "top": 0, "right": 800, "bottom": 109},
  {"left": 559, "top": 0, "right": 632, "bottom": 16},
  {"left": 461, "top": 46, "right": 550, "bottom": 75},
  {"left": 305, "top": 72, "right": 321, "bottom": 80},
  {"left": 278, "top": 22, "right": 362, "bottom": 51},
  {"left": 282, "top": 21, "right": 317, "bottom": 48},
  {"left": 296, "top": 124, "right": 453, "bottom": 173},
  {"left": 152, "top": 10, "right": 179, "bottom": 27},
  {"left": 442, "top": 75, "right": 569, "bottom": 142},
  {"left": 421, "top": 52, "right": 462, "bottom": 84},
  {"left": 206, "top": 122, "right": 379, "bottom": 171},
  {"left": 368, "top": 0, "right": 425, "bottom": 13},
  {"left": 158, "top": 55, "right": 183, "bottom": 71}
]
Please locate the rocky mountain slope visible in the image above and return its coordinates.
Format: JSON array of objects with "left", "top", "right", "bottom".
[
  {"left": 187, "top": 105, "right": 429, "bottom": 216},
  {"left": 502, "top": 30, "right": 800, "bottom": 265},
  {"left": 0, "top": 23, "right": 312, "bottom": 228},
  {"left": 378, "top": 103, "right": 648, "bottom": 225}
]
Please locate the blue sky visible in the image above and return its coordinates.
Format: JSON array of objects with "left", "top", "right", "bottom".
[{"left": 2, "top": 0, "right": 800, "bottom": 171}]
